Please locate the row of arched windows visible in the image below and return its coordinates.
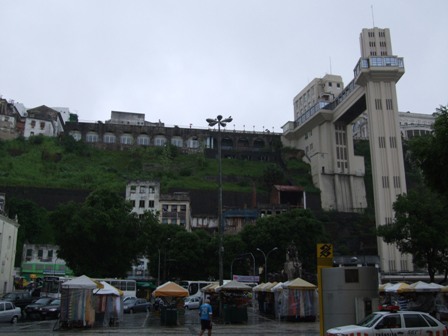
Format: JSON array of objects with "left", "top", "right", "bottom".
[
  {"left": 69, "top": 131, "right": 200, "bottom": 148},
  {"left": 68, "top": 131, "right": 268, "bottom": 149}
]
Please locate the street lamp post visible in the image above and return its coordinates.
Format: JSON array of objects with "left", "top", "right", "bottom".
[
  {"left": 230, "top": 257, "right": 242, "bottom": 280},
  {"left": 206, "top": 115, "right": 232, "bottom": 287},
  {"left": 163, "top": 238, "right": 171, "bottom": 283},
  {"left": 231, "top": 253, "right": 256, "bottom": 281},
  {"left": 257, "top": 247, "right": 278, "bottom": 282},
  {"left": 157, "top": 249, "right": 161, "bottom": 286}
]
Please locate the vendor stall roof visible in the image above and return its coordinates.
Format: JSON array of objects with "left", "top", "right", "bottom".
[
  {"left": 62, "top": 275, "right": 103, "bottom": 289},
  {"left": 403, "top": 281, "right": 444, "bottom": 292},
  {"left": 379, "top": 282, "right": 393, "bottom": 292},
  {"left": 201, "top": 282, "right": 220, "bottom": 293},
  {"left": 216, "top": 280, "right": 252, "bottom": 292},
  {"left": 154, "top": 281, "right": 189, "bottom": 297},
  {"left": 385, "top": 282, "right": 411, "bottom": 293},
  {"left": 282, "top": 277, "right": 316, "bottom": 290},
  {"left": 262, "top": 282, "right": 278, "bottom": 292},
  {"left": 271, "top": 282, "right": 284, "bottom": 292},
  {"left": 202, "top": 280, "right": 232, "bottom": 293},
  {"left": 95, "top": 281, "right": 123, "bottom": 296}
]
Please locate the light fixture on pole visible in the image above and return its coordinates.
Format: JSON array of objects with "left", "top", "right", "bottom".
[
  {"left": 256, "top": 247, "right": 278, "bottom": 282},
  {"left": 230, "top": 257, "right": 242, "bottom": 280},
  {"left": 206, "top": 115, "right": 232, "bottom": 287},
  {"left": 241, "top": 252, "right": 256, "bottom": 281}
]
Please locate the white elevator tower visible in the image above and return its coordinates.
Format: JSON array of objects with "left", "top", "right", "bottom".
[{"left": 282, "top": 28, "right": 412, "bottom": 273}]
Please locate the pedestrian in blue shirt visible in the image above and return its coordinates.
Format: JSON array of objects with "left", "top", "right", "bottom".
[{"left": 199, "top": 299, "right": 213, "bottom": 336}]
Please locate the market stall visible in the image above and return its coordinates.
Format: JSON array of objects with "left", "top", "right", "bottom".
[
  {"left": 200, "top": 282, "right": 221, "bottom": 316},
  {"left": 93, "top": 281, "right": 123, "bottom": 327},
  {"left": 153, "top": 281, "right": 189, "bottom": 326},
  {"left": 277, "top": 277, "right": 317, "bottom": 321},
  {"left": 216, "top": 280, "right": 252, "bottom": 323},
  {"left": 381, "top": 281, "right": 444, "bottom": 313},
  {"left": 59, "top": 275, "right": 102, "bottom": 329},
  {"left": 271, "top": 282, "right": 284, "bottom": 319}
]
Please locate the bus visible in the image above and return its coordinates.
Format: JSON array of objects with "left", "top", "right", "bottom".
[
  {"left": 41, "top": 276, "right": 137, "bottom": 299},
  {"left": 179, "top": 280, "right": 213, "bottom": 297},
  {"left": 41, "top": 276, "right": 72, "bottom": 298}
]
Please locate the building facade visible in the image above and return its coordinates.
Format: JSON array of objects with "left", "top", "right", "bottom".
[
  {"left": 23, "top": 106, "right": 65, "bottom": 139},
  {"left": 126, "top": 181, "right": 192, "bottom": 232},
  {"left": 160, "top": 192, "right": 191, "bottom": 231},
  {"left": 0, "top": 210, "right": 19, "bottom": 294},
  {"left": 126, "top": 181, "right": 161, "bottom": 216},
  {"left": 21, "top": 243, "right": 73, "bottom": 280},
  {"left": 353, "top": 111, "right": 435, "bottom": 140}
]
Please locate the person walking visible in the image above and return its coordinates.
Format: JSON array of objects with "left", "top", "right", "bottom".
[{"left": 198, "top": 299, "right": 213, "bottom": 336}]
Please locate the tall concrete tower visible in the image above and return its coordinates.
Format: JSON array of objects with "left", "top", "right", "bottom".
[
  {"left": 282, "top": 27, "right": 412, "bottom": 273},
  {"left": 355, "top": 28, "right": 412, "bottom": 272}
]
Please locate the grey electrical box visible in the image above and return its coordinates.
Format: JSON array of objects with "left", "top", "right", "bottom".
[{"left": 322, "top": 267, "right": 379, "bottom": 331}]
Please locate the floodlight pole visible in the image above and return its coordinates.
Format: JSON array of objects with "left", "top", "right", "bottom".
[{"left": 206, "top": 115, "right": 232, "bottom": 288}]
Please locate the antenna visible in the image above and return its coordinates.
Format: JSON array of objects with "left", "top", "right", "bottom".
[
  {"left": 371, "top": 5, "right": 375, "bottom": 27},
  {"left": 329, "top": 57, "right": 332, "bottom": 74}
]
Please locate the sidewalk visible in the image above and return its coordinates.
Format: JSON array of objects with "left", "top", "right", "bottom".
[
  {"left": 110, "top": 308, "right": 321, "bottom": 335},
  {"left": 0, "top": 308, "right": 321, "bottom": 336}
]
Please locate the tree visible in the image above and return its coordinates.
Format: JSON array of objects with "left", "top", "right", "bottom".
[
  {"left": 240, "top": 209, "right": 327, "bottom": 282},
  {"left": 258, "top": 164, "right": 285, "bottom": 194},
  {"left": 377, "top": 186, "right": 448, "bottom": 282},
  {"left": 6, "top": 197, "right": 53, "bottom": 267},
  {"left": 409, "top": 105, "right": 448, "bottom": 197},
  {"left": 50, "top": 189, "right": 158, "bottom": 277}
]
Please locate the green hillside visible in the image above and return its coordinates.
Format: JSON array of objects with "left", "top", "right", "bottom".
[{"left": 0, "top": 135, "right": 317, "bottom": 194}]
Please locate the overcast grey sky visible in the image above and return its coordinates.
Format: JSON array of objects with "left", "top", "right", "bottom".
[{"left": 1, "top": 0, "right": 447, "bottom": 131}]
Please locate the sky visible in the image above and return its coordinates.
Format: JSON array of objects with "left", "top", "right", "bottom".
[{"left": 1, "top": 0, "right": 447, "bottom": 132}]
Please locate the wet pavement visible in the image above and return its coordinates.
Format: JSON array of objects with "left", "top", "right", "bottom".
[{"left": 0, "top": 308, "right": 321, "bottom": 335}]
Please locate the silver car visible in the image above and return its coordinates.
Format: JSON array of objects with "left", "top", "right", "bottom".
[
  {"left": 0, "top": 300, "right": 21, "bottom": 323},
  {"left": 184, "top": 296, "right": 202, "bottom": 310}
]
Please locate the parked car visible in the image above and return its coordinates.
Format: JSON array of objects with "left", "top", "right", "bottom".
[
  {"left": 184, "top": 296, "right": 202, "bottom": 309},
  {"left": 0, "top": 301, "right": 21, "bottom": 323},
  {"left": 38, "top": 299, "right": 61, "bottom": 320},
  {"left": 123, "top": 296, "right": 137, "bottom": 302},
  {"left": 2, "top": 291, "right": 34, "bottom": 311},
  {"left": 326, "top": 310, "right": 448, "bottom": 336},
  {"left": 24, "top": 297, "right": 55, "bottom": 319},
  {"left": 435, "top": 304, "right": 448, "bottom": 322},
  {"left": 123, "top": 298, "right": 150, "bottom": 314}
]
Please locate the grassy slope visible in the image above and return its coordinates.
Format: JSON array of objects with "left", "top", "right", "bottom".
[{"left": 0, "top": 136, "right": 315, "bottom": 194}]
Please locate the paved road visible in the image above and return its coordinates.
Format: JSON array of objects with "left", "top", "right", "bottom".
[{"left": 0, "top": 308, "right": 321, "bottom": 335}]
